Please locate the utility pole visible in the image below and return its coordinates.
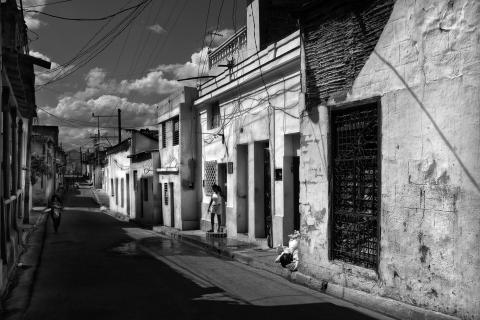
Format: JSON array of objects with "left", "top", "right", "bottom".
[
  {"left": 79, "top": 147, "right": 82, "bottom": 176},
  {"left": 92, "top": 112, "right": 117, "bottom": 188},
  {"left": 118, "top": 109, "right": 122, "bottom": 144}
]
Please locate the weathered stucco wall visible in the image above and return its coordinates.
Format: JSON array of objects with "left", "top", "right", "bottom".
[
  {"left": 198, "top": 72, "right": 301, "bottom": 241},
  {"left": 299, "top": 0, "right": 480, "bottom": 318},
  {"left": 106, "top": 149, "right": 130, "bottom": 218}
]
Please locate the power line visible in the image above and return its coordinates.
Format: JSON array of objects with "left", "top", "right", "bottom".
[
  {"left": 196, "top": 0, "right": 212, "bottom": 81},
  {"left": 23, "top": 0, "right": 74, "bottom": 9},
  {"left": 25, "top": 0, "right": 149, "bottom": 21},
  {"left": 35, "top": 0, "right": 151, "bottom": 88}
]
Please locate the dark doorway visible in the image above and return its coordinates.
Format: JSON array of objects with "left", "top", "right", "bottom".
[
  {"left": 126, "top": 174, "right": 130, "bottom": 216},
  {"left": 217, "top": 163, "right": 227, "bottom": 230},
  {"left": 236, "top": 144, "right": 248, "bottom": 234},
  {"left": 292, "top": 156, "right": 300, "bottom": 231},
  {"left": 169, "top": 182, "right": 175, "bottom": 228},
  {"left": 263, "top": 145, "right": 272, "bottom": 247}
]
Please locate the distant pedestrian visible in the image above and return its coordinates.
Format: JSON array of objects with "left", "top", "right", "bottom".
[
  {"left": 207, "top": 184, "right": 224, "bottom": 233},
  {"left": 49, "top": 194, "right": 63, "bottom": 233}
]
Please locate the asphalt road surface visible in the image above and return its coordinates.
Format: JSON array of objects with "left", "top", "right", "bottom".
[{"left": 20, "top": 186, "right": 392, "bottom": 320}]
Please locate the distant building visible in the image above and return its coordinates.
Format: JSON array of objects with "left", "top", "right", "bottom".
[
  {"left": 31, "top": 126, "right": 61, "bottom": 205},
  {"left": 66, "top": 149, "right": 82, "bottom": 176},
  {"left": 129, "top": 129, "right": 161, "bottom": 227},
  {"left": 104, "top": 130, "right": 160, "bottom": 224},
  {"left": 157, "top": 87, "right": 198, "bottom": 230}
]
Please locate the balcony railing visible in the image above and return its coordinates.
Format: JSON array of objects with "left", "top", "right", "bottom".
[{"left": 208, "top": 26, "right": 247, "bottom": 68}]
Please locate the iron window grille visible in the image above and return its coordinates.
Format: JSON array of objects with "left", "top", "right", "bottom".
[
  {"left": 164, "top": 183, "right": 168, "bottom": 205},
  {"left": 330, "top": 102, "right": 380, "bottom": 270},
  {"left": 173, "top": 117, "right": 179, "bottom": 146},
  {"left": 161, "top": 122, "right": 167, "bottom": 148},
  {"left": 204, "top": 161, "right": 217, "bottom": 196}
]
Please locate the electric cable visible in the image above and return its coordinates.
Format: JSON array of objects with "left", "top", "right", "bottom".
[{"left": 25, "top": 0, "right": 149, "bottom": 21}]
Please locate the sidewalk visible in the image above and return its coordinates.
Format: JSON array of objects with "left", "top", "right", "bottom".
[
  {"left": 153, "top": 226, "right": 460, "bottom": 320},
  {"left": 90, "top": 188, "right": 128, "bottom": 222},
  {"left": 1, "top": 207, "right": 49, "bottom": 319}
]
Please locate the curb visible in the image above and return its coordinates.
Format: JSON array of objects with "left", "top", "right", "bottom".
[
  {"left": 90, "top": 188, "right": 129, "bottom": 222},
  {"left": 155, "top": 228, "right": 460, "bottom": 320}
]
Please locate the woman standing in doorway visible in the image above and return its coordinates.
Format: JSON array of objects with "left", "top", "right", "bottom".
[{"left": 207, "top": 184, "right": 224, "bottom": 233}]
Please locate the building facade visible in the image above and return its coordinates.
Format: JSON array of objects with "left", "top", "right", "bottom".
[
  {"left": 105, "top": 139, "right": 131, "bottom": 218},
  {"left": 297, "top": 0, "right": 480, "bottom": 318},
  {"left": 0, "top": 0, "right": 49, "bottom": 295},
  {"left": 157, "top": 87, "right": 198, "bottom": 230},
  {"left": 129, "top": 129, "right": 161, "bottom": 227},
  {"left": 195, "top": 0, "right": 301, "bottom": 246},
  {"left": 31, "top": 125, "right": 60, "bottom": 206}
]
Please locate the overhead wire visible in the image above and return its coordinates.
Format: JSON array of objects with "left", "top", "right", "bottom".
[
  {"left": 23, "top": 0, "right": 74, "bottom": 9},
  {"left": 138, "top": 0, "right": 187, "bottom": 77},
  {"left": 25, "top": 0, "right": 149, "bottom": 21},
  {"left": 35, "top": 0, "right": 152, "bottom": 89}
]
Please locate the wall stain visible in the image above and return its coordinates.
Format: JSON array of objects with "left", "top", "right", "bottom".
[
  {"left": 427, "top": 288, "right": 438, "bottom": 298},
  {"left": 436, "top": 171, "right": 450, "bottom": 184},
  {"left": 419, "top": 245, "right": 430, "bottom": 263}
]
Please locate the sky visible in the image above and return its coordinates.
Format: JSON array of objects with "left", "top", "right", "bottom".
[{"left": 25, "top": 0, "right": 245, "bottom": 151}]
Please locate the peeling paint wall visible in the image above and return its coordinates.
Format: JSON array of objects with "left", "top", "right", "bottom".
[{"left": 300, "top": 0, "right": 480, "bottom": 318}]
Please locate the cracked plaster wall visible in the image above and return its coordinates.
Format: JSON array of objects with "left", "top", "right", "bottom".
[{"left": 299, "top": 0, "right": 480, "bottom": 318}]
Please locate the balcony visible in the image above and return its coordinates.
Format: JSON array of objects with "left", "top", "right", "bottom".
[{"left": 208, "top": 26, "right": 247, "bottom": 69}]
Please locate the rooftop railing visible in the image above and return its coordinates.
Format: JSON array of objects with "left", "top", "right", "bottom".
[{"left": 208, "top": 26, "right": 247, "bottom": 68}]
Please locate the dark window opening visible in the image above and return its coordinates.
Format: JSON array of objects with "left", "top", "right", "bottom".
[
  {"left": 111, "top": 179, "right": 114, "bottom": 196},
  {"left": 330, "top": 102, "right": 380, "bottom": 270},
  {"left": 133, "top": 170, "right": 138, "bottom": 191},
  {"left": 207, "top": 102, "right": 221, "bottom": 129},
  {"left": 173, "top": 117, "right": 179, "bottom": 146}
]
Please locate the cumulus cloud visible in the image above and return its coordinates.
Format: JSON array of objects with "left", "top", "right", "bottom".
[
  {"left": 147, "top": 24, "right": 166, "bottom": 35},
  {"left": 39, "top": 44, "right": 214, "bottom": 149},
  {"left": 38, "top": 95, "right": 158, "bottom": 149},
  {"left": 23, "top": 0, "right": 47, "bottom": 30},
  {"left": 30, "top": 50, "right": 75, "bottom": 86},
  {"left": 65, "top": 46, "right": 210, "bottom": 101}
]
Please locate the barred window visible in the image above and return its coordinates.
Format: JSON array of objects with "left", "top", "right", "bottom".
[
  {"left": 164, "top": 183, "right": 168, "bottom": 205},
  {"left": 204, "top": 161, "right": 217, "bottom": 196},
  {"left": 207, "top": 102, "right": 221, "bottom": 129},
  {"left": 173, "top": 117, "right": 179, "bottom": 146},
  {"left": 161, "top": 122, "right": 167, "bottom": 148},
  {"left": 330, "top": 102, "right": 380, "bottom": 270}
]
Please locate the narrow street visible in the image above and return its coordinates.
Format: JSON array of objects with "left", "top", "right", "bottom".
[{"left": 17, "top": 186, "right": 390, "bottom": 320}]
